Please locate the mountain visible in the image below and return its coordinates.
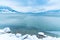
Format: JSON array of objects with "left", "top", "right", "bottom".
[
  {"left": 30, "top": 9, "right": 60, "bottom": 16},
  {"left": 0, "top": 6, "right": 60, "bottom": 15},
  {"left": 0, "top": 6, "right": 20, "bottom": 13}
]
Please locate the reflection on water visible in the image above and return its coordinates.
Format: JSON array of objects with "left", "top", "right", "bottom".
[{"left": 0, "top": 13, "right": 60, "bottom": 36}]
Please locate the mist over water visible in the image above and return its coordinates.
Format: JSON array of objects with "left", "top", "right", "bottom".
[{"left": 0, "top": 13, "right": 60, "bottom": 35}]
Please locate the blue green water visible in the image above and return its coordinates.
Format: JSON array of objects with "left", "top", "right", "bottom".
[{"left": 0, "top": 13, "right": 60, "bottom": 36}]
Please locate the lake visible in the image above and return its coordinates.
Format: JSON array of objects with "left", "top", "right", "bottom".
[{"left": 0, "top": 13, "right": 60, "bottom": 37}]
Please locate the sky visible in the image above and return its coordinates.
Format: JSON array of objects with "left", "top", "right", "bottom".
[{"left": 0, "top": 0, "right": 60, "bottom": 12}]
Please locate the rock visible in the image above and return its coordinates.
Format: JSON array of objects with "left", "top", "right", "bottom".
[
  {"left": 37, "top": 32, "right": 46, "bottom": 39},
  {"left": 3, "top": 27, "right": 11, "bottom": 33},
  {"left": 16, "top": 33, "right": 22, "bottom": 38},
  {"left": 22, "top": 34, "right": 28, "bottom": 39}
]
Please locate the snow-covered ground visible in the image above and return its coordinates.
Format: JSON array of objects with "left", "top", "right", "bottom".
[{"left": 0, "top": 27, "right": 60, "bottom": 40}]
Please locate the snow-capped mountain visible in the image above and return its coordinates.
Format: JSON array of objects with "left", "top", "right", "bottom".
[{"left": 0, "top": 6, "right": 20, "bottom": 13}]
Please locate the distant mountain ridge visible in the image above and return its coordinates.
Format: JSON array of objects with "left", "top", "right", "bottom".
[
  {"left": 31, "top": 9, "right": 60, "bottom": 16},
  {"left": 0, "top": 6, "right": 60, "bottom": 15},
  {"left": 0, "top": 6, "right": 20, "bottom": 13}
]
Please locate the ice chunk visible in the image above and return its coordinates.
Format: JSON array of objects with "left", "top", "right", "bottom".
[
  {"left": 38, "top": 32, "right": 45, "bottom": 35},
  {"left": 37, "top": 32, "right": 46, "bottom": 38},
  {"left": 3, "top": 27, "right": 11, "bottom": 33},
  {"left": 0, "top": 27, "right": 11, "bottom": 34},
  {"left": 21, "top": 34, "right": 28, "bottom": 39},
  {"left": 32, "top": 35, "right": 39, "bottom": 40},
  {"left": 0, "top": 27, "right": 60, "bottom": 40},
  {"left": 0, "top": 30, "right": 4, "bottom": 34},
  {"left": 16, "top": 33, "right": 22, "bottom": 38}
]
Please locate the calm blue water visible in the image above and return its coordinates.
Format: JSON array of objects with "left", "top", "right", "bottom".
[{"left": 0, "top": 13, "right": 60, "bottom": 36}]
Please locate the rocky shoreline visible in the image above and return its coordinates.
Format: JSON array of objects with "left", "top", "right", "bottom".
[{"left": 0, "top": 27, "right": 60, "bottom": 40}]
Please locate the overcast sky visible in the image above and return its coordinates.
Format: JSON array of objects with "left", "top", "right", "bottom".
[{"left": 0, "top": 0, "right": 60, "bottom": 12}]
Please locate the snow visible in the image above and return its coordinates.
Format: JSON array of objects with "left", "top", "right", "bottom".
[{"left": 0, "top": 27, "right": 60, "bottom": 40}]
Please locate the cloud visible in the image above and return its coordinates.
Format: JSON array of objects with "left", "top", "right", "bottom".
[
  {"left": 9, "top": 0, "right": 49, "bottom": 12},
  {"left": 11, "top": 0, "right": 60, "bottom": 12},
  {"left": 44, "top": 0, "right": 60, "bottom": 11},
  {"left": 0, "top": 0, "right": 60, "bottom": 12},
  {"left": 12, "top": 0, "right": 48, "bottom": 6}
]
